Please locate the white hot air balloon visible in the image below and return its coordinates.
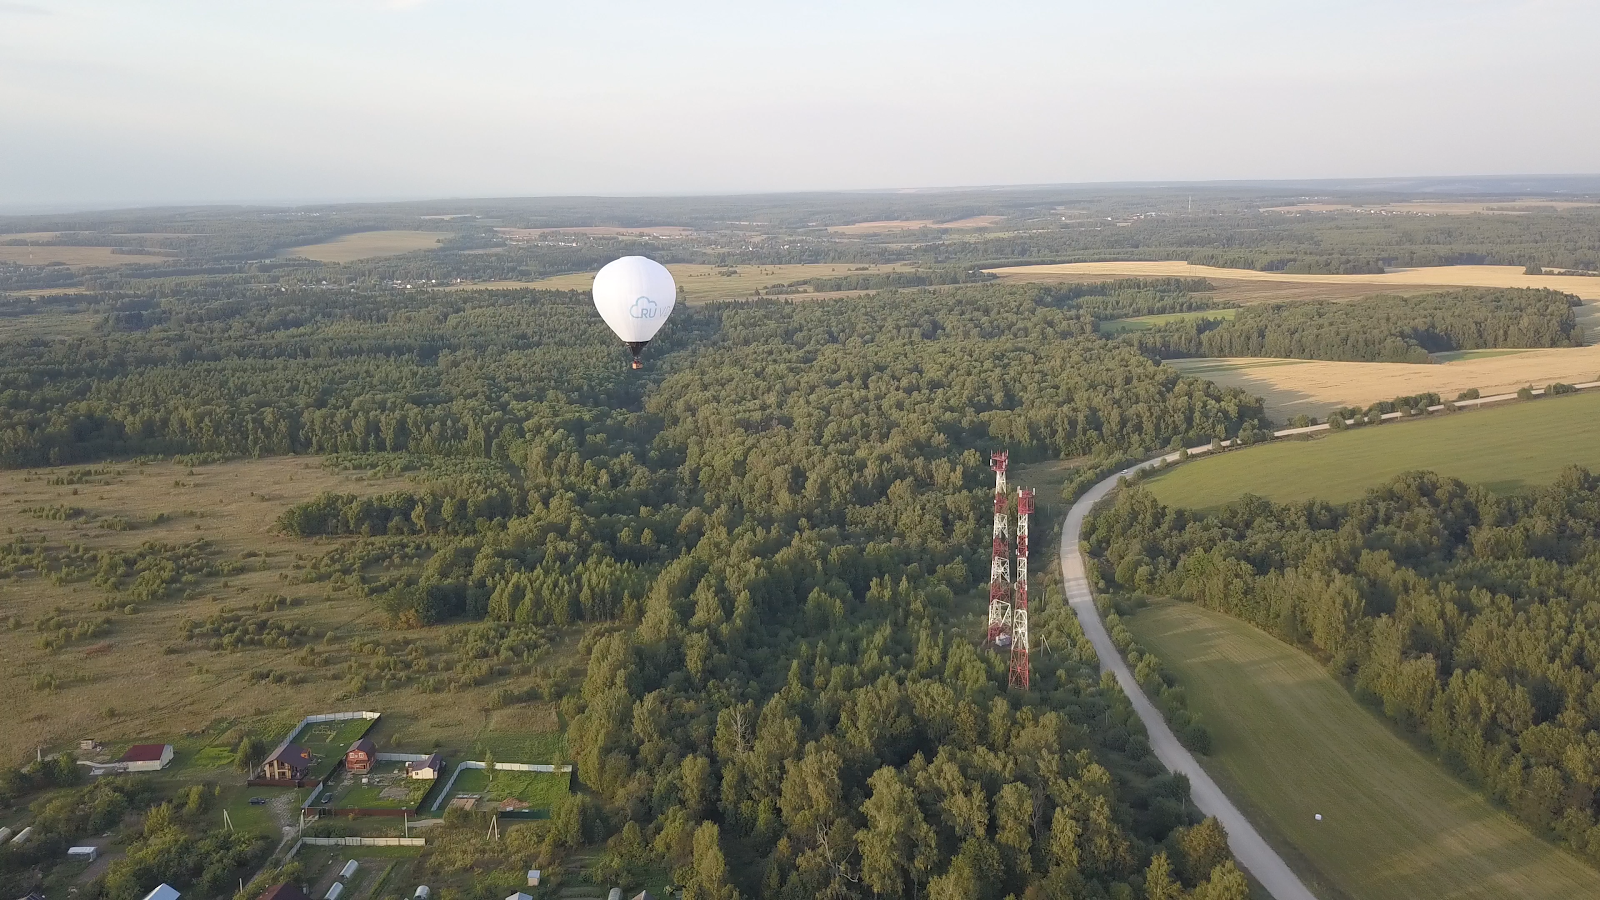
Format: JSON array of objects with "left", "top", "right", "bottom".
[{"left": 592, "top": 256, "right": 676, "bottom": 369}]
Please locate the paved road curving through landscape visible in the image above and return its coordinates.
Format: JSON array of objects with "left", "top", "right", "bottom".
[
  {"left": 1054, "top": 382, "right": 1600, "bottom": 900},
  {"left": 1058, "top": 451, "right": 1320, "bottom": 900}
]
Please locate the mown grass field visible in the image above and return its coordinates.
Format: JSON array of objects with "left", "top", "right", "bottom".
[
  {"left": 285, "top": 230, "right": 448, "bottom": 262},
  {"left": 468, "top": 262, "right": 919, "bottom": 303},
  {"left": 1143, "top": 390, "right": 1600, "bottom": 510},
  {"left": 1098, "top": 307, "right": 1238, "bottom": 335},
  {"left": 1127, "top": 600, "right": 1600, "bottom": 900},
  {"left": 446, "top": 767, "right": 570, "bottom": 811}
]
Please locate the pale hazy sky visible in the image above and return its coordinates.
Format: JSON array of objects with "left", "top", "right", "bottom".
[{"left": 2, "top": 0, "right": 1597, "bottom": 208}]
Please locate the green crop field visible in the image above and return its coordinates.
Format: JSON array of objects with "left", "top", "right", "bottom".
[
  {"left": 1098, "top": 308, "right": 1238, "bottom": 335},
  {"left": 446, "top": 767, "right": 569, "bottom": 812},
  {"left": 1144, "top": 390, "right": 1600, "bottom": 510},
  {"left": 1126, "top": 600, "right": 1600, "bottom": 900}
]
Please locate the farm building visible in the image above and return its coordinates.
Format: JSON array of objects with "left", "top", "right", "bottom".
[
  {"left": 259, "top": 885, "right": 311, "bottom": 900},
  {"left": 119, "top": 744, "right": 174, "bottom": 771},
  {"left": 140, "top": 884, "right": 181, "bottom": 900},
  {"left": 262, "top": 744, "right": 313, "bottom": 781},
  {"left": 505, "top": 893, "right": 532, "bottom": 900},
  {"left": 631, "top": 892, "right": 657, "bottom": 900},
  {"left": 346, "top": 738, "right": 376, "bottom": 774},
  {"left": 68, "top": 846, "right": 98, "bottom": 862},
  {"left": 406, "top": 753, "right": 443, "bottom": 780}
]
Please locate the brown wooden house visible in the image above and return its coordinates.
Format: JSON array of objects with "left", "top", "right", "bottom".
[
  {"left": 262, "top": 743, "right": 312, "bottom": 781},
  {"left": 346, "top": 738, "right": 376, "bottom": 774}
]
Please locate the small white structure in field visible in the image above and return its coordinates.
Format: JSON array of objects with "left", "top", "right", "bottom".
[
  {"left": 506, "top": 892, "right": 533, "bottom": 900},
  {"left": 608, "top": 889, "right": 622, "bottom": 900},
  {"left": 340, "top": 860, "right": 359, "bottom": 879},
  {"left": 526, "top": 871, "right": 540, "bottom": 887},
  {"left": 140, "top": 883, "right": 181, "bottom": 900},
  {"left": 68, "top": 846, "right": 99, "bottom": 862},
  {"left": 414, "top": 887, "right": 430, "bottom": 900},
  {"left": 10, "top": 826, "right": 33, "bottom": 845},
  {"left": 0, "top": 826, "right": 12, "bottom": 843},
  {"left": 324, "top": 883, "right": 343, "bottom": 900},
  {"left": 1315, "top": 813, "right": 1323, "bottom": 821},
  {"left": 119, "top": 744, "right": 174, "bottom": 772}
]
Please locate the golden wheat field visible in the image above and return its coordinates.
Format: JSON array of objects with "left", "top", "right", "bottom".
[
  {"left": 985, "top": 261, "right": 1600, "bottom": 302},
  {"left": 1168, "top": 345, "right": 1600, "bottom": 420},
  {"left": 285, "top": 230, "right": 449, "bottom": 262}
]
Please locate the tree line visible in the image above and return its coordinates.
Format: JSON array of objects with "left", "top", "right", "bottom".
[{"left": 1120, "top": 288, "right": 1584, "bottom": 363}]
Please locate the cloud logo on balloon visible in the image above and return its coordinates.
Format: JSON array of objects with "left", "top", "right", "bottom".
[{"left": 628, "top": 296, "right": 660, "bottom": 319}]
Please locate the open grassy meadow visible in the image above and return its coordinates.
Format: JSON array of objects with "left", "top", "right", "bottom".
[
  {"left": 1167, "top": 343, "right": 1600, "bottom": 420},
  {"left": 472, "top": 262, "right": 920, "bottom": 303},
  {"left": 0, "top": 246, "right": 143, "bottom": 267},
  {"left": 444, "top": 767, "right": 569, "bottom": 813},
  {"left": 1126, "top": 601, "right": 1600, "bottom": 900},
  {"left": 825, "top": 216, "right": 1004, "bottom": 233},
  {"left": 285, "top": 231, "right": 448, "bottom": 262},
  {"left": 0, "top": 457, "right": 570, "bottom": 769},
  {"left": 1143, "top": 390, "right": 1600, "bottom": 510}
]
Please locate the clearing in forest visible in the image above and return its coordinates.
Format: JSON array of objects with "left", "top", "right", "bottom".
[
  {"left": 0, "top": 246, "right": 141, "bottom": 267},
  {"left": 1125, "top": 600, "right": 1600, "bottom": 900},
  {"left": 826, "top": 216, "right": 1004, "bottom": 233},
  {"left": 0, "top": 456, "right": 570, "bottom": 768},
  {"left": 1166, "top": 343, "right": 1600, "bottom": 420},
  {"left": 474, "top": 262, "right": 920, "bottom": 303},
  {"left": 1142, "top": 389, "right": 1600, "bottom": 510},
  {"left": 285, "top": 230, "right": 448, "bottom": 262}
]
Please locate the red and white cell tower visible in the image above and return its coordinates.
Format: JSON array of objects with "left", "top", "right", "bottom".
[
  {"left": 1008, "top": 488, "right": 1033, "bottom": 690},
  {"left": 985, "top": 452, "right": 1013, "bottom": 648}
]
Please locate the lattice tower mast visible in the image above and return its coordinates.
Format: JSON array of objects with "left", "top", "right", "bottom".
[
  {"left": 1008, "top": 488, "right": 1033, "bottom": 690},
  {"left": 985, "top": 452, "right": 1013, "bottom": 646}
]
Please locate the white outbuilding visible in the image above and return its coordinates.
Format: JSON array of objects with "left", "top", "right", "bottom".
[
  {"left": 68, "top": 846, "right": 99, "bottom": 862},
  {"left": 118, "top": 744, "right": 175, "bottom": 772},
  {"left": 340, "top": 860, "right": 359, "bottom": 880},
  {"left": 324, "top": 883, "right": 344, "bottom": 900},
  {"left": 140, "top": 883, "right": 181, "bottom": 900}
]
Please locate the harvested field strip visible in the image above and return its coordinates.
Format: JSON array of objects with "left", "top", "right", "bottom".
[
  {"left": 1166, "top": 343, "right": 1600, "bottom": 420},
  {"left": 985, "top": 261, "right": 1600, "bottom": 302}
]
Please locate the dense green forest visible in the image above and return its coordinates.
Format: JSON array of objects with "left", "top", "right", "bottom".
[
  {"left": 1122, "top": 288, "right": 1585, "bottom": 363},
  {"left": 1085, "top": 469, "right": 1600, "bottom": 862},
  {"left": 0, "top": 279, "right": 1269, "bottom": 899}
]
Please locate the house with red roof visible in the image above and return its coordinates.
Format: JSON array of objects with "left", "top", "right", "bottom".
[{"left": 118, "top": 744, "right": 174, "bottom": 772}]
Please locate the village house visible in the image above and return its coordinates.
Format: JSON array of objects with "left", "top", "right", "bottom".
[
  {"left": 262, "top": 744, "right": 312, "bottom": 781},
  {"left": 406, "top": 753, "right": 443, "bottom": 780},
  {"left": 118, "top": 744, "right": 174, "bottom": 772},
  {"left": 345, "top": 738, "right": 376, "bottom": 774}
]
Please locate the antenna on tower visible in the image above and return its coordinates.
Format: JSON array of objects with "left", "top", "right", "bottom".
[
  {"left": 985, "top": 452, "right": 1013, "bottom": 649},
  {"left": 1009, "top": 489, "right": 1033, "bottom": 691}
]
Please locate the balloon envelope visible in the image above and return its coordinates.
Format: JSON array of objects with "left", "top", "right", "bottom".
[{"left": 592, "top": 256, "right": 676, "bottom": 345}]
